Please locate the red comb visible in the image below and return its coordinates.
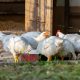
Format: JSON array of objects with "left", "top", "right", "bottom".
[{"left": 57, "top": 30, "right": 61, "bottom": 32}]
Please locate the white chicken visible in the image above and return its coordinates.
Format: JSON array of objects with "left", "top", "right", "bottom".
[
  {"left": 60, "top": 39, "right": 76, "bottom": 60},
  {"left": 21, "top": 31, "right": 41, "bottom": 38},
  {"left": 21, "top": 31, "right": 50, "bottom": 49},
  {"left": 29, "top": 36, "right": 63, "bottom": 61},
  {"left": 8, "top": 36, "right": 32, "bottom": 63},
  {"left": 7, "top": 31, "right": 50, "bottom": 63},
  {"left": 0, "top": 32, "right": 16, "bottom": 52},
  {"left": 56, "top": 30, "right": 80, "bottom": 53}
]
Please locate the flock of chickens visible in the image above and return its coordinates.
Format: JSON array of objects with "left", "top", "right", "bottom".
[{"left": 0, "top": 30, "right": 80, "bottom": 63}]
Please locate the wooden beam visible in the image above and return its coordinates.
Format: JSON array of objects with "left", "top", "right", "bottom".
[
  {"left": 52, "top": 0, "right": 56, "bottom": 35},
  {"left": 25, "top": 0, "right": 30, "bottom": 31},
  {"left": 25, "top": 0, "right": 38, "bottom": 31},
  {"left": 25, "top": 0, "right": 53, "bottom": 32},
  {"left": 39, "top": 0, "right": 45, "bottom": 31},
  {"left": 64, "top": 0, "right": 70, "bottom": 33},
  {"left": 45, "top": 0, "right": 53, "bottom": 32}
]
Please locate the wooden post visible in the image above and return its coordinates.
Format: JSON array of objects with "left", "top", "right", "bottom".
[
  {"left": 25, "top": 0, "right": 30, "bottom": 31},
  {"left": 64, "top": 0, "right": 70, "bottom": 33},
  {"left": 40, "top": 0, "right": 45, "bottom": 31},
  {"left": 45, "top": 0, "right": 53, "bottom": 32},
  {"left": 25, "top": 0, "right": 39, "bottom": 31},
  {"left": 25, "top": 0, "right": 53, "bottom": 32},
  {"left": 52, "top": 0, "right": 56, "bottom": 35}
]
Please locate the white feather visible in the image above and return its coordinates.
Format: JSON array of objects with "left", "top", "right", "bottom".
[
  {"left": 29, "top": 36, "right": 63, "bottom": 58},
  {"left": 57, "top": 31, "right": 80, "bottom": 52}
]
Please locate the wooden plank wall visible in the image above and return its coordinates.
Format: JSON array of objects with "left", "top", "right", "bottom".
[
  {"left": 0, "top": 0, "right": 23, "bottom": 2},
  {"left": 0, "top": 0, "right": 25, "bottom": 32},
  {"left": 25, "top": 0, "right": 53, "bottom": 32}
]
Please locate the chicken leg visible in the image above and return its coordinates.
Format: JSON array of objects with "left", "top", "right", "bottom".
[
  {"left": 13, "top": 54, "right": 19, "bottom": 63},
  {"left": 47, "top": 56, "right": 52, "bottom": 61}
]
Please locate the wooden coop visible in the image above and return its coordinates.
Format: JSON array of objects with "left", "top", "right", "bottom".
[{"left": 0, "top": 0, "right": 53, "bottom": 34}]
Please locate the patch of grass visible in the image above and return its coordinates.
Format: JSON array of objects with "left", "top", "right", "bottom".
[{"left": 0, "top": 61, "right": 80, "bottom": 80}]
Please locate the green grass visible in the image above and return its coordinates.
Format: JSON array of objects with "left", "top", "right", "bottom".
[{"left": 0, "top": 61, "right": 80, "bottom": 80}]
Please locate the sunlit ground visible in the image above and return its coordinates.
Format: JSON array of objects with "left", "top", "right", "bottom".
[{"left": 0, "top": 61, "right": 80, "bottom": 80}]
